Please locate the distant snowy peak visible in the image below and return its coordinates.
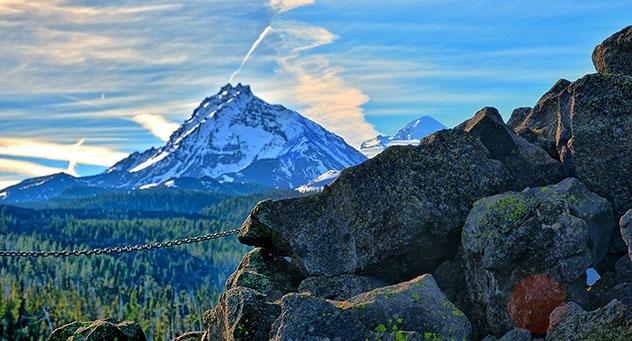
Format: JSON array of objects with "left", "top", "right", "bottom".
[
  {"left": 108, "top": 83, "right": 367, "bottom": 189},
  {"left": 360, "top": 115, "right": 447, "bottom": 158}
]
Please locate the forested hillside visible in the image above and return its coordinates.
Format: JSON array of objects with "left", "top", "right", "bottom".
[{"left": 0, "top": 189, "right": 297, "bottom": 340}]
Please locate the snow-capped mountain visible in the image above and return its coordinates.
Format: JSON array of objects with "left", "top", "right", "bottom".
[
  {"left": 360, "top": 116, "right": 447, "bottom": 158},
  {"left": 0, "top": 84, "right": 367, "bottom": 203}
]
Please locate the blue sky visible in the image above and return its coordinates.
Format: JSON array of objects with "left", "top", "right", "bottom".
[{"left": 1, "top": 0, "right": 632, "bottom": 188}]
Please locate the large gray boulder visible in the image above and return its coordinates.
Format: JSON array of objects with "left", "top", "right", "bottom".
[
  {"left": 462, "top": 178, "right": 614, "bottom": 336},
  {"left": 240, "top": 113, "right": 562, "bottom": 284},
  {"left": 272, "top": 274, "right": 472, "bottom": 341},
  {"left": 298, "top": 274, "right": 387, "bottom": 300},
  {"left": 49, "top": 319, "right": 145, "bottom": 341},
  {"left": 509, "top": 73, "right": 632, "bottom": 217},
  {"left": 202, "top": 287, "right": 280, "bottom": 341},
  {"left": 546, "top": 299, "right": 632, "bottom": 340},
  {"left": 592, "top": 25, "right": 632, "bottom": 76}
]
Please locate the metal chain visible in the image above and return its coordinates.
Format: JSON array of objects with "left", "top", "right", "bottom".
[{"left": 0, "top": 228, "right": 241, "bottom": 258}]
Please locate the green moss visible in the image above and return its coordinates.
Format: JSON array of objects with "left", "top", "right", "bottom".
[
  {"left": 395, "top": 331, "right": 408, "bottom": 341},
  {"left": 374, "top": 324, "right": 387, "bottom": 333},
  {"left": 411, "top": 292, "right": 422, "bottom": 302},
  {"left": 423, "top": 331, "right": 441, "bottom": 340}
]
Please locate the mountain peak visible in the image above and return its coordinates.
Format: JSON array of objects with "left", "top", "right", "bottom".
[{"left": 219, "top": 83, "right": 253, "bottom": 98}]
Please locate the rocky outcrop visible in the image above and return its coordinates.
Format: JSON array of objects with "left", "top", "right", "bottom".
[
  {"left": 462, "top": 178, "right": 614, "bottom": 336},
  {"left": 509, "top": 73, "right": 632, "bottom": 217},
  {"left": 297, "top": 274, "right": 386, "bottom": 300},
  {"left": 547, "top": 299, "right": 632, "bottom": 340},
  {"left": 272, "top": 275, "right": 471, "bottom": 341},
  {"left": 621, "top": 210, "right": 632, "bottom": 261},
  {"left": 240, "top": 115, "right": 562, "bottom": 284},
  {"left": 592, "top": 25, "right": 632, "bottom": 76},
  {"left": 49, "top": 319, "right": 145, "bottom": 341}
]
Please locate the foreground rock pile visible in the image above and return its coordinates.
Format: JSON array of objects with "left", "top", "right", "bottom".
[{"left": 51, "top": 25, "right": 632, "bottom": 341}]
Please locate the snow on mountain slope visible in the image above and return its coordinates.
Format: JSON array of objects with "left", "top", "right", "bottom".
[
  {"left": 360, "top": 116, "right": 447, "bottom": 158},
  {"left": 1, "top": 83, "right": 367, "bottom": 203},
  {"left": 110, "top": 83, "right": 367, "bottom": 189}
]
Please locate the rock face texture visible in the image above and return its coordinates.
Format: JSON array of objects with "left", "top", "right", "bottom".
[
  {"left": 49, "top": 319, "right": 145, "bottom": 341},
  {"left": 622, "top": 210, "right": 632, "bottom": 261},
  {"left": 273, "top": 275, "right": 471, "bottom": 341},
  {"left": 240, "top": 117, "right": 562, "bottom": 284},
  {"left": 462, "top": 178, "right": 614, "bottom": 336},
  {"left": 509, "top": 73, "right": 632, "bottom": 217},
  {"left": 592, "top": 25, "right": 632, "bottom": 76},
  {"left": 547, "top": 300, "right": 632, "bottom": 340}
]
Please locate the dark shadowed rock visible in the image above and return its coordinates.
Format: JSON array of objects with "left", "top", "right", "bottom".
[
  {"left": 510, "top": 79, "right": 572, "bottom": 159},
  {"left": 226, "top": 248, "right": 304, "bottom": 301},
  {"left": 433, "top": 258, "right": 468, "bottom": 312},
  {"left": 271, "top": 293, "right": 369, "bottom": 341},
  {"left": 462, "top": 178, "right": 614, "bottom": 336},
  {"left": 616, "top": 255, "right": 632, "bottom": 283},
  {"left": 622, "top": 209, "right": 632, "bottom": 261},
  {"left": 202, "top": 287, "right": 280, "bottom": 341},
  {"left": 456, "top": 107, "right": 563, "bottom": 190},
  {"left": 499, "top": 328, "right": 532, "bottom": 341},
  {"left": 49, "top": 319, "right": 145, "bottom": 341},
  {"left": 240, "top": 124, "right": 562, "bottom": 284},
  {"left": 509, "top": 73, "right": 632, "bottom": 217},
  {"left": 272, "top": 274, "right": 472, "bottom": 341},
  {"left": 598, "top": 282, "right": 632, "bottom": 307},
  {"left": 547, "top": 300, "right": 632, "bottom": 340},
  {"left": 507, "top": 107, "right": 532, "bottom": 128},
  {"left": 592, "top": 25, "right": 632, "bottom": 76},
  {"left": 298, "top": 274, "right": 386, "bottom": 300}
]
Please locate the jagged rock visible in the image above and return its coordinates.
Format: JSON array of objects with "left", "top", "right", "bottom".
[
  {"left": 272, "top": 274, "right": 472, "bottom": 341},
  {"left": 226, "top": 248, "right": 304, "bottom": 301},
  {"left": 598, "top": 282, "right": 632, "bottom": 307},
  {"left": 202, "top": 287, "right": 280, "bottom": 341},
  {"left": 499, "top": 328, "right": 532, "bottom": 341},
  {"left": 592, "top": 25, "right": 632, "bottom": 76},
  {"left": 546, "top": 299, "right": 632, "bottom": 340},
  {"left": 509, "top": 73, "right": 632, "bottom": 217},
  {"left": 507, "top": 107, "right": 532, "bottom": 128},
  {"left": 462, "top": 178, "right": 614, "bottom": 336},
  {"left": 298, "top": 274, "right": 386, "bottom": 300},
  {"left": 240, "top": 121, "right": 562, "bottom": 283},
  {"left": 510, "top": 79, "right": 572, "bottom": 159},
  {"left": 49, "top": 319, "right": 145, "bottom": 341},
  {"left": 456, "top": 107, "right": 563, "bottom": 194},
  {"left": 271, "top": 293, "right": 370, "bottom": 341},
  {"left": 621, "top": 209, "right": 632, "bottom": 261},
  {"left": 174, "top": 331, "right": 204, "bottom": 341}
]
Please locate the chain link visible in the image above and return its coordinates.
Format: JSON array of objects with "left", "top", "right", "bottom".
[{"left": 0, "top": 228, "right": 241, "bottom": 258}]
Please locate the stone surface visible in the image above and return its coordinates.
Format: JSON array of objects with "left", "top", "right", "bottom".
[
  {"left": 507, "top": 107, "right": 532, "bottom": 128},
  {"left": 510, "top": 79, "right": 572, "bottom": 159},
  {"left": 298, "top": 274, "right": 387, "bottom": 300},
  {"left": 49, "top": 319, "right": 145, "bottom": 341},
  {"left": 622, "top": 209, "right": 632, "bottom": 261},
  {"left": 462, "top": 178, "right": 614, "bottom": 336},
  {"left": 202, "top": 287, "right": 280, "bottom": 341},
  {"left": 240, "top": 122, "right": 562, "bottom": 283},
  {"left": 546, "top": 299, "right": 632, "bottom": 340},
  {"left": 226, "top": 247, "right": 304, "bottom": 301},
  {"left": 272, "top": 274, "right": 472, "bottom": 341},
  {"left": 592, "top": 25, "right": 632, "bottom": 76},
  {"left": 509, "top": 74, "right": 632, "bottom": 217},
  {"left": 616, "top": 255, "right": 632, "bottom": 283},
  {"left": 499, "top": 328, "right": 532, "bottom": 341}
]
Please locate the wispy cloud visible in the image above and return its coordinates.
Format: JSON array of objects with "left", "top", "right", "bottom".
[
  {"left": 0, "top": 157, "right": 66, "bottom": 177},
  {"left": 269, "top": 0, "right": 315, "bottom": 13},
  {"left": 270, "top": 21, "right": 379, "bottom": 146},
  {"left": 131, "top": 114, "right": 180, "bottom": 142},
  {"left": 0, "top": 138, "right": 127, "bottom": 167},
  {"left": 230, "top": 26, "right": 273, "bottom": 83}
]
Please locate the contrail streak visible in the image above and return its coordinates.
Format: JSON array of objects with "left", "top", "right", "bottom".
[
  {"left": 229, "top": 26, "right": 273, "bottom": 83},
  {"left": 66, "top": 138, "right": 85, "bottom": 176}
]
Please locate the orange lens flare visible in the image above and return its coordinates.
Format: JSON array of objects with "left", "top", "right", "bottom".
[{"left": 507, "top": 274, "right": 566, "bottom": 334}]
